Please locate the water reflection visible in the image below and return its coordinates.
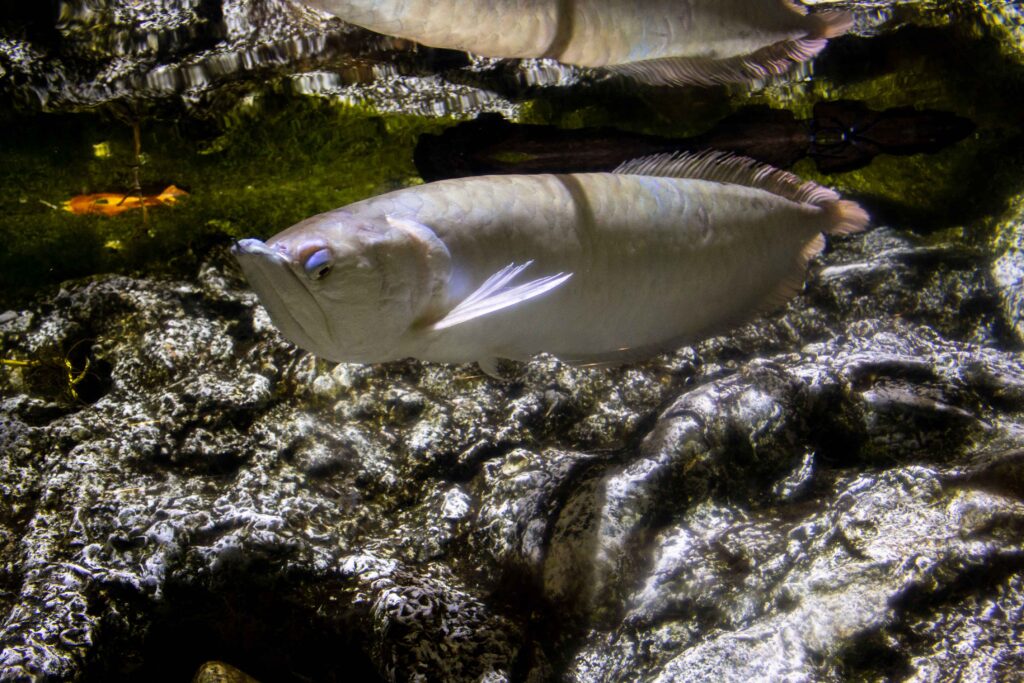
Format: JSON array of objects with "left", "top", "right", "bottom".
[
  {"left": 414, "top": 103, "right": 974, "bottom": 181},
  {"left": 0, "top": 1, "right": 1022, "bottom": 299}
]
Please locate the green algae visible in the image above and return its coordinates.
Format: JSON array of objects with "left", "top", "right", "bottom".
[
  {"left": 4, "top": 2, "right": 1024, "bottom": 308},
  {"left": 736, "top": 19, "right": 1024, "bottom": 233},
  {"left": 516, "top": 88, "right": 733, "bottom": 139},
  {"left": 0, "top": 95, "right": 451, "bottom": 308}
]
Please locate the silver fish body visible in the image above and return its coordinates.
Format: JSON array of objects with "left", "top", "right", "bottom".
[
  {"left": 303, "top": 0, "right": 852, "bottom": 85},
  {"left": 233, "top": 153, "right": 868, "bottom": 372}
]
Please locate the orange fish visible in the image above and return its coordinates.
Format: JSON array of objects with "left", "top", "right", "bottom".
[{"left": 62, "top": 185, "right": 188, "bottom": 216}]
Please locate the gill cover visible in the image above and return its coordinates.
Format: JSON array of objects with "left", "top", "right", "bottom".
[{"left": 263, "top": 209, "right": 452, "bottom": 362}]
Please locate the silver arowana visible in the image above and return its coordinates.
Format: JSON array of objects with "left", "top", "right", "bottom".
[
  {"left": 303, "top": 0, "right": 853, "bottom": 86},
  {"left": 233, "top": 153, "right": 868, "bottom": 376}
]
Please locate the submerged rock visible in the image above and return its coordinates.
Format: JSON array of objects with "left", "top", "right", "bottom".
[
  {"left": 992, "top": 195, "right": 1024, "bottom": 345},
  {"left": 0, "top": 1, "right": 1023, "bottom": 681},
  {"left": 565, "top": 327, "right": 1024, "bottom": 681},
  {"left": 0, "top": 0, "right": 520, "bottom": 117},
  {"left": 0, "top": 208, "right": 1022, "bottom": 681}
]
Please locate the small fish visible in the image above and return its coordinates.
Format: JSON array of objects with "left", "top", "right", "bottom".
[
  {"left": 62, "top": 185, "right": 188, "bottom": 217},
  {"left": 304, "top": 0, "right": 853, "bottom": 86},
  {"left": 233, "top": 153, "right": 868, "bottom": 376}
]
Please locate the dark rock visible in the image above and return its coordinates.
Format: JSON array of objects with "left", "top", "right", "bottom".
[
  {"left": 0, "top": 0, "right": 518, "bottom": 117},
  {"left": 993, "top": 198, "right": 1024, "bottom": 346},
  {"left": 1, "top": 1, "right": 1023, "bottom": 681},
  {"left": 0, "top": 210, "right": 1022, "bottom": 681}
]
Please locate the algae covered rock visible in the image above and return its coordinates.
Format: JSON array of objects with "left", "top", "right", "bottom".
[
  {"left": 1, "top": 0, "right": 1024, "bottom": 681},
  {"left": 992, "top": 195, "right": 1024, "bottom": 345},
  {"left": 0, "top": 211, "right": 1022, "bottom": 681}
]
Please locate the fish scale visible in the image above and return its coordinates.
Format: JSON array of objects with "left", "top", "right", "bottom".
[
  {"left": 305, "top": 0, "right": 852, "bottom": 86},
  {"left": 233, "top": 153, "right": 868, "bottom": 373}
]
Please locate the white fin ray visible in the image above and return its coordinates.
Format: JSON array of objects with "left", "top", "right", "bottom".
[
  {"left": 604, "top": 6, "right": 852, "bottom": 87},
  {"left": 429, "top": 262, "right": 572, "bottom": 331},
  {"left": 606, "top": 38, "right": 826, "bottom": 87},
  {"left": 613, "top": 150, "right": 869, "bottom": 237},
  {"left": 477, "top": 357, "right": 504, "bottom": 379},
  {"left": 613, "top": 150, "right": 841, "bottom": 206},
  {"left": 459, "top": 261, "right": 532, "bottom": 309}
]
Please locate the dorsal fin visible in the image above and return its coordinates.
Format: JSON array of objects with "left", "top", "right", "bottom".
[{"left": 613, "top": 150, "right": 841, "bottom": 207}]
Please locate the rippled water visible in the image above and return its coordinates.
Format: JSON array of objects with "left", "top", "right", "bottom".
[{"left": 0, "top": 0, "right": 1021, "bottom": 304}]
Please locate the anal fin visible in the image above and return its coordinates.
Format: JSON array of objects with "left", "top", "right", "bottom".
[
  {"left": 606, "top": 37, "right": 828, "bottom": 87},
  {"left": 477, "top": 357, "right": 524, "bottom": 380}
]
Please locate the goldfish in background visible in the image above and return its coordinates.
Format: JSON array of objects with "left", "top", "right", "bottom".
[
  {"left": 62, "top": 185, "right": 188, "bottom": 217},
  {"left": 233, "top": 152, "right": 868, "bottom": 377},
  {"left": 304, "top": 0, "right": 853, "bottom": 86}
]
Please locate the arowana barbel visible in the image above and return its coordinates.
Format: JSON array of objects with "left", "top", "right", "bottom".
[
  {"left": 303, "top": 0, "right": 853, "bottom": 86},
  {"left": 233, "top": 152, "right": 868, "bottom": 376}
]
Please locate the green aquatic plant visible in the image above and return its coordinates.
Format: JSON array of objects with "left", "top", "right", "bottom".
[
  {"left": 3, "top": 0, "right": 1023, "bottom": 308},
  {"left": 0, "top": 339, "right": 101, "bottom": 404},
  {"left": 0, "top": 94, "right": 453, "bottom": 308}
]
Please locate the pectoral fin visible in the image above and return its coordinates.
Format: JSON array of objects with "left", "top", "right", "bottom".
[
  {"left": 477, "top": 357, "right": 503, "bottom": 379},
  {"left": 429, "top": 261, "right": 572, "bottom": 331}
]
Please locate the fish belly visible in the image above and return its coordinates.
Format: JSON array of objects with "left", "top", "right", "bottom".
[
  {"left": 366, "top": 173, "right": 827, "bottom": 363},
  {"left": 306, "top": 0, "right": 558, "bottom": 58},
  {"left": 308, "top": 0, "right": 812, "bottom": 65}
]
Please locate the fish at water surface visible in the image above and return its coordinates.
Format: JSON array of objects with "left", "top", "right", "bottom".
[
  {"left": 233, "top": 153, "right": 868, "bottom": 376},
  {"left": 303, "top": 0, "right": 853, "bottom": 86}
]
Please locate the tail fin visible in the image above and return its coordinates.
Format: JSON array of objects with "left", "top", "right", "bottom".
[
  {"left": 808, "top": 11, "right": 854, "bottom": 40},
  {"left": 824, "top": 199, "right": 869, "bottom": 236}
]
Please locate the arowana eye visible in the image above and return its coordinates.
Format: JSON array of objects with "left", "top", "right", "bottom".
[{"left": 304, "top": 248, "right": 334, "bottom": 280}]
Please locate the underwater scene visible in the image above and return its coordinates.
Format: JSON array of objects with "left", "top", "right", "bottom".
[{"left": 1, "top": 1, "right": 1024, "bottom": 681}]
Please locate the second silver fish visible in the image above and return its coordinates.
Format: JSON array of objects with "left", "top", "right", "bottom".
[{"left": 305, "top": 0, "right": 853, "bottom": 85}]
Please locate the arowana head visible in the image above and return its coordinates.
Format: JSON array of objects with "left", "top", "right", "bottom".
[{"left": 232, "top": 209, "right": 451, "bottom": 362}]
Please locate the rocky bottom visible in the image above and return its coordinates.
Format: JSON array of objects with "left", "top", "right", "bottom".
[{"left": 0, "top": 224, "right": 1022, "bottom": 681}]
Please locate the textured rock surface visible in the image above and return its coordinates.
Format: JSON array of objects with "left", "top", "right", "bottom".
[
  {"left": 993, "top": 196, "right": 1024, "bottom": 345},
  {"left": 1, "top": 0, "right": 1024, "bottom": 682},
  {"left": 0, "top": 0, "right": 576, "bottom": 117},
  {"left": 1, "top": 214, "right": 1022, "bottom": 682}
]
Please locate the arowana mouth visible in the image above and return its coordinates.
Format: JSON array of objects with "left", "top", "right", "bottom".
[
  {"left": 232, "top": 237, "right": 332, "bottom": 357},
  {"left": 233, "top": 238, "right": 283, "bottom": 260}
]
